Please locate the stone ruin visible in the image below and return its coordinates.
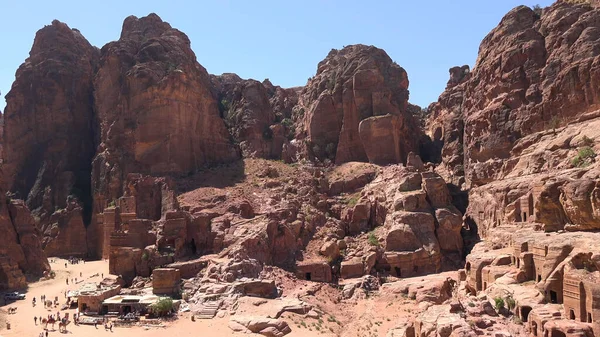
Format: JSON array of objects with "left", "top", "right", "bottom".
[{"left": 464, "top": 230, "right": 600, "bottom": 337}]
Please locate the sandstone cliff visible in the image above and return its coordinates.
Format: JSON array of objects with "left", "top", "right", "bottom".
[
  {"left": 294, "top": 45, "right": 422, "bottom": 165},
  {"left": 0, "top": 175, "right": 50, "bottom": 289},
  {"left": 2, "top": 20, "right": 99, "bottom": 255},
  {"left": 91, "top": 13, "right": 239, "bottom": 210},
  {"left": 210, "top": 74, "right": 299, "bottom": 159},
  {"left": 428, "top": 1, "right": 600, "bottom": 236}
]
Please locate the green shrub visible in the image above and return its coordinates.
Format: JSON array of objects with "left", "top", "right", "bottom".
[
  {"left": 494, "top": 297, "right": 505, "bottom": 311},
  {"left": 532, "top": 4, "right": 543, "bottom": 16},
  {"left": 345, "top": 194, "right": 360, "bottom": 207},
  {"left": 582, "top": 135, "right": 594, "bottom": 147},
  {"left": 108, "top": 200, "right": 116, "bottom": 207},
  {"left": 281, "top": 118, "right": 293, "bottom": 128},
  {"left": 142, "top": 251, "right": 149, "bottom": 261},
  {"left": 505, "top": 296, "right": 516, "bottom": 310},
  {"left": 150, "top": 297, "right": 174, "bottom": 316},
  {"left": 219, "top": 99, "right": 230, "bottom": 114},
  {"left": 368, "top": 231, "right": 379, "bottom": 246},
  {"left": 571, "top": 146, "right": 596, "bottom": 167}
]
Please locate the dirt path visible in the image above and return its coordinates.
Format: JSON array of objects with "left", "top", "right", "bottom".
[{"left": 0, "top": 258, "right": 235, "bottom": 337}]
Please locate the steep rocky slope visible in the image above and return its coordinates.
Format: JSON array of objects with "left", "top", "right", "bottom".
[
  {"left": 91, "top": 13, "right": 239, "bottom": 210},
  {"left": 2, "top": 20, "right": 98, "bottom": 257},
  {"left": 3, "top": 3, "right": 600, "bottom": 336},
  {"left": 291, "top": 45, "right": 423, "bottom": 165},
  {"left": 210, "top": 74, "right": 299, "bottom": 159},
  {"left": 429, "top": 1, "right": 600, "bottom": 188},
  {"left": 428, "top": 0, "right": 600, "bottom": 236},
  {"left": 0, "top": 170, "right": 50, "bottom": 289}
]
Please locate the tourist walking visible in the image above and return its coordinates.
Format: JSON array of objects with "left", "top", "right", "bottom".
[{"left": 34, "top": 316, "right": 37, "bottom": 325}]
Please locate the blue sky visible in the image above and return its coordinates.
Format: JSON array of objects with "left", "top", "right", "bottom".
[{"left": 0, "top": 0, "right": 554, "bottom": 111}]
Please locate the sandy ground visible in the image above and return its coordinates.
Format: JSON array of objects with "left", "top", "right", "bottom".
[
  {"left": 0, "top": 257, "right": 416, "bottom": 337},
  {"left": 0, "top": 259, "right": 235, "bottom": 337}
]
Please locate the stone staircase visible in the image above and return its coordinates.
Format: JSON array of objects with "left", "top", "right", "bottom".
[{"left": 195, "top": 301, "right": 221, "bottom": 319}]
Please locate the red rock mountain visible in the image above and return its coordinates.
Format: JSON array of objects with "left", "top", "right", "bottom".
[
  {"left": 210, "top": 73, "right": 299, "bottom": 159},
  {"left": 428, "top": 1, "right": 600, "bottom": 236},
  {"left": 2, "top": 20, "right": 99, "bottom": 257},
  {"left": 294, "top": 45, "right": 422, "bottom": 165},
  {"left": 91, "top": 14, "right": 239, "bottom": 206}
]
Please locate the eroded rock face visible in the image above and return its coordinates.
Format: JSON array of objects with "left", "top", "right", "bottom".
[
  {"left": 92, "top": 13, "right": 238, "bottom": 210},
  {"left": 2, "top": 20, "right": 99, "bottom": 256},
  {"left": 0, "top": 195, "right": 50, "bottom": 289},
  {"left": 210, "top": 74, "right": 299, "bottom": 159},
  {"left": 336, "top": 160, "right": 465, "bottom": 280},
  {"left": 428, "top": 2, "right": 600, "bottom": 188},
  {"left": 298, "top": 44, "right": 422, "bottom": 165},
  {"left": 39, "top": 200, "right": 88, "bottom": 257}
]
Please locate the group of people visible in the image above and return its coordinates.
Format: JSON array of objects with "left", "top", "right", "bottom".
[{"left": 67, "top": 257, "right": 85, "bottom": 266}]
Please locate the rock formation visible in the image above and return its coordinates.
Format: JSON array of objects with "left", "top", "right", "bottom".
[
  {"left": 2, "top": 20, "right": 99, "bottom": 256},
  {"left": 0, "top": 174, "right": 50, "bottom": 289},
  {"left": 210, "top": 74, "right": 299, "bottom": 159},
  {"left": 295, "top": 44, "right": 422, "bottom": 165},
  {"left": 428, "top": 2, "right": 600, "bottom": 188},
  {"left": 91, "top": 13, "right": 238, "bottom": 219}
]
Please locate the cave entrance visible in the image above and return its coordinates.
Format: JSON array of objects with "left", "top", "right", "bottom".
[
  {"left": 394, "top": 267, "right": 401, "bottom": 277},
  {"left": 537, "top": 275, "right": 542, "bottom": 282},
  {"left": 551, "top": 330, "right": 566, "bottom": 337},
  {"left": 588, "top": 313, "right": 592, "bottom": 323},
  {"left": 569, "top": 309, "right": 575, "bottom": 320},
  {"left": 550, "top": 291, "right": 558, "bottom": 304},
  {"left": 523, "top": 212, "right": 528, "bottom": 222},
  {"left": 521, "top": 306, "right": 532, "bottom": 322},
  {"left": 190, "top": 239, "right": 197, "bottom": 255},
  {"left": 305, "top": 273, "right": 312, "bottom": 281}
]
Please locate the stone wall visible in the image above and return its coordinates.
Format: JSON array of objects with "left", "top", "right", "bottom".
[{"left": 152, "top": 268, "right": 181, "bottom": 296}]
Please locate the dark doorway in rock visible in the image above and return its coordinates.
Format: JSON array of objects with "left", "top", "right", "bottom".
[
  {"left": 523, "top": 212, "right": 527, "bottom": 222},
  {"left": 551, "top": 330, "right": 566, "bottom": 337},
  {"left": 570, "top": 309, "right": 575, "bottom": 320},
  {"left": 305, "top": 273, "right": 312, "bottom": 281},
  {"left": 466, "top": 262, "right": 471, "bottom": 273},
  {"left": 413, "top": 266, "right": 419, "bottom": 273},
  {"left": 102, "top": 305, "right": 108, "bottom": 315},
  {"left": 588, "top": 313, "right": 592, "bottom": 323},
  {"left": 123, "top": 305, "right": 132, "bottom": 314},
  {"left": 532, "top": 322, "right": 538, "bottom": 336},
  {"left": 521, "top": 306, "right": 532, "bottom": 322},
  {"left": 190, "top": 239, "right": 197, "bottom": 255},
  {"left": 537, "top": 275, "right": 542, "bottom": 282},
  {"left": 395, "top": 267, "right": 401, "bottom": 277},
  {"left": 550, "top": 291, "right": 558, "bottom": 304}
]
